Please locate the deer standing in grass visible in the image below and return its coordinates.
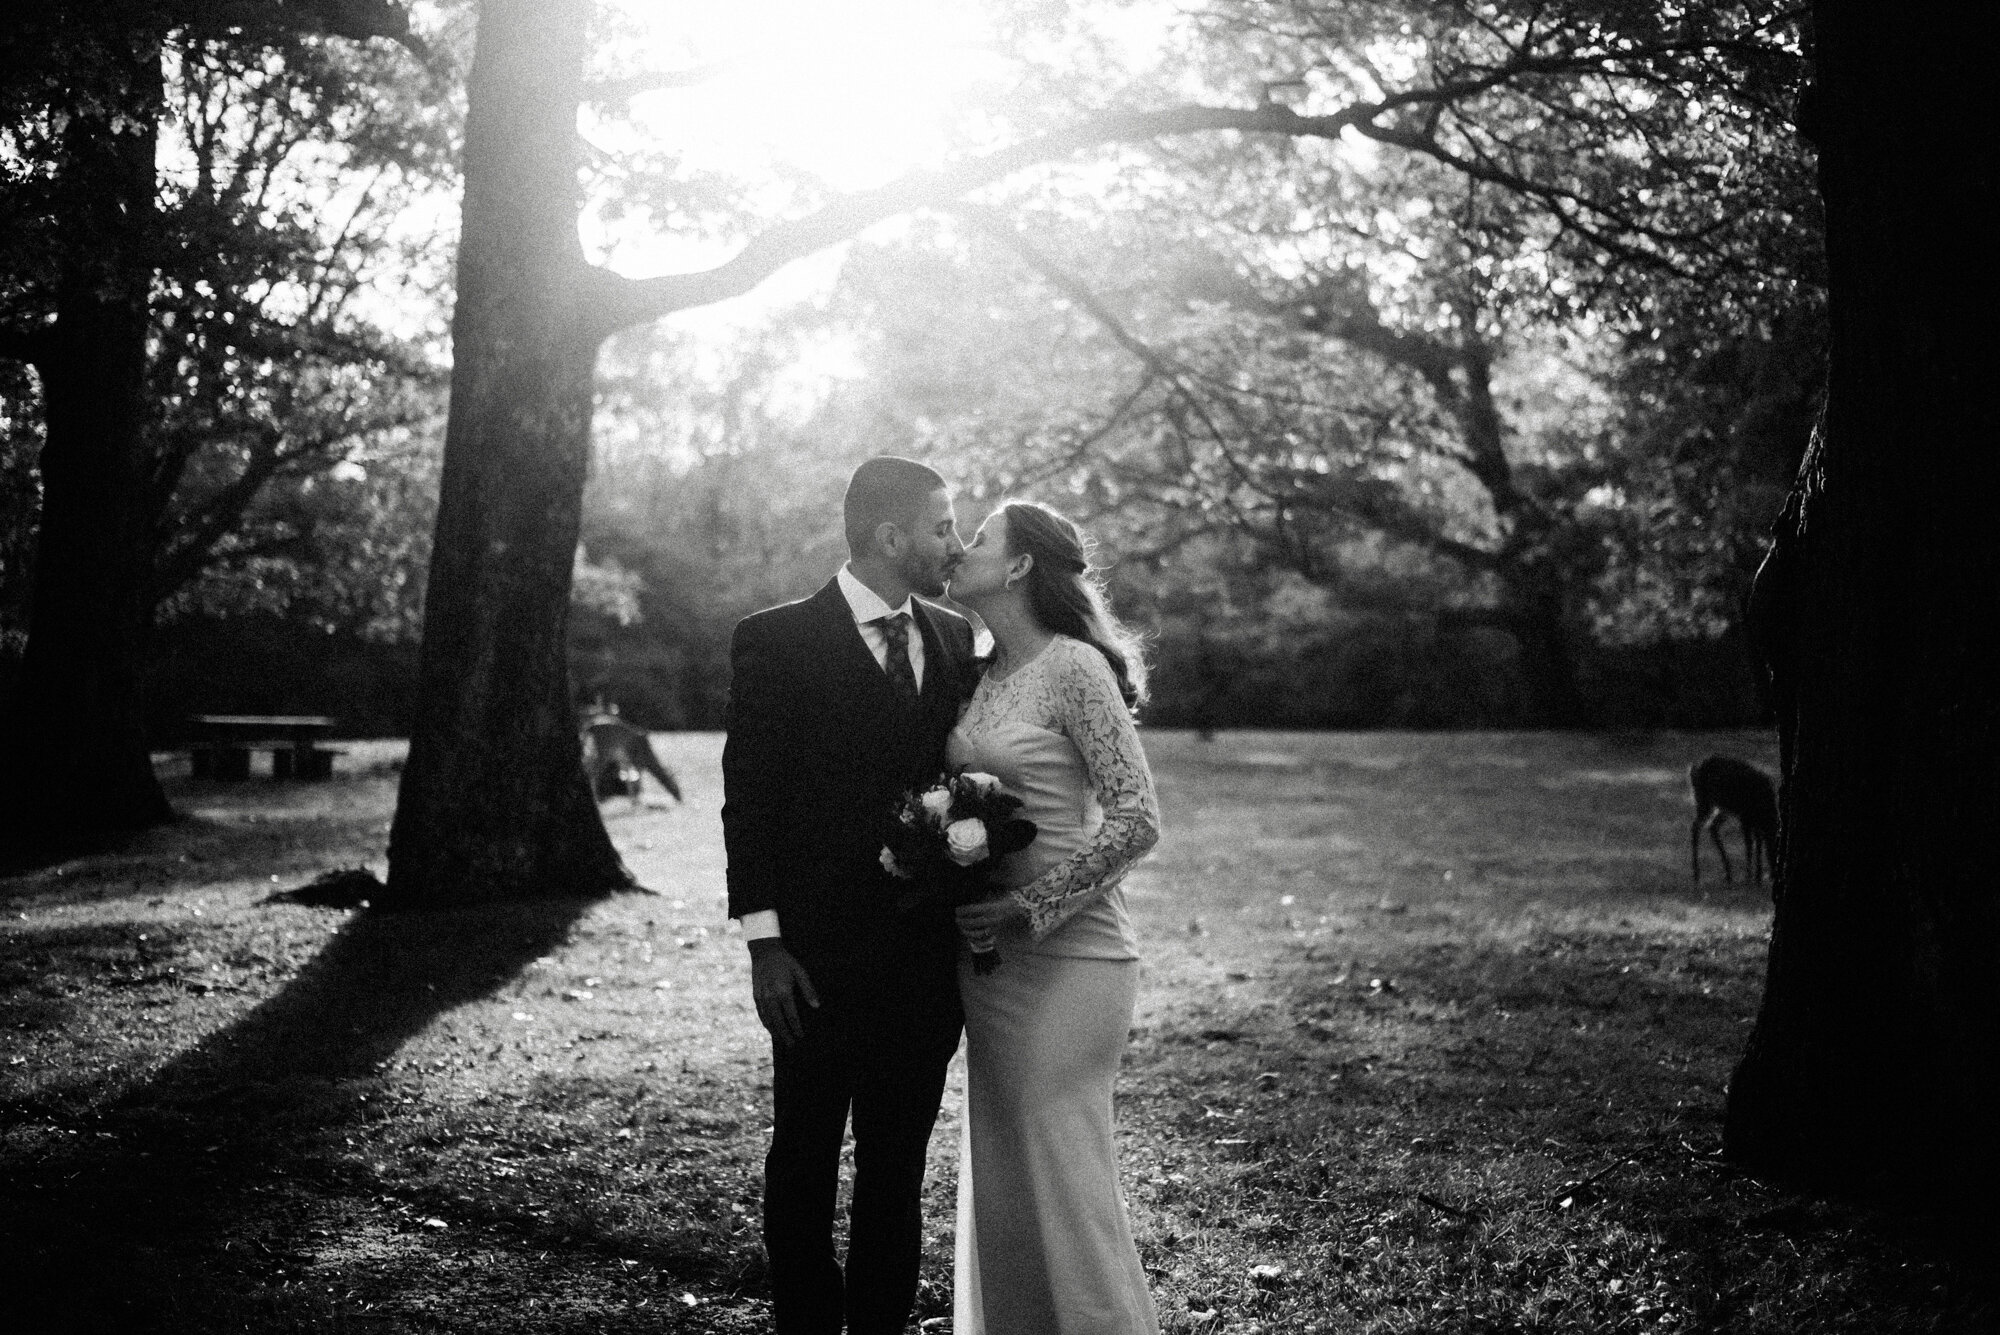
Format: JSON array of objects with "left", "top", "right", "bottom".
[
  {"left": 1689, "top": 754, "right": 1777, "bottom": 884},
  {"left": 581, "top": 712, "right": 682, "bottom": 806}
]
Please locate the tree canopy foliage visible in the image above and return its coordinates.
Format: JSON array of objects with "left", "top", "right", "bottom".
[
  {"left": 2, "top": 0, "right": 1822, "bottom": 849},
  {"left": 780, "top": 0, "right": 1820, "bottom": 723},
  {"left": 0, "top": 8, "right": 454, "bottom": 629},
  {"left": 0, "top": 2, "right": 453, "bottom": 841},
  {"left": 548, "top": 0, "right": 1814, "bottom": 728}
]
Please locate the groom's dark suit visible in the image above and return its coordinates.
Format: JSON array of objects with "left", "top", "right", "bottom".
[{"left": 723, "top": 576, "right": 975, "bottom": 1335}]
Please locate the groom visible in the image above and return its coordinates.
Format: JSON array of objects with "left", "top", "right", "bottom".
[{"left": 723, "top": 456, "right": 974, "bottom": 1334}]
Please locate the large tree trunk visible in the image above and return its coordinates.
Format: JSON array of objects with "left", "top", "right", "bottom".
[
  {"left": 1451, "top": 337, "right": 1589, "bottom": 728},
  {"left": 0, "top": 32, "right": 171, "bottom": 850},
  {"left": 1498, "top": 584, "right": 1587, "bottom": 728},
  {"left": 1723, "top": 2, "right": 1999, "bottom": 1202},
  {"left": 382, "top": 0, "right": 629, "bottom": 905}
]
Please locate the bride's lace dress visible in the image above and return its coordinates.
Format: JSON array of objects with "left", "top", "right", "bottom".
[
  {"left": 948, "top": 634, "right": 1161, "bottom": 1335},
  {"left": 949, "top": 633, "right": 1159, "bottom": 954}
]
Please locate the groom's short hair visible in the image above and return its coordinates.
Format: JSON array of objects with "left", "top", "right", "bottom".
[{"left": 843, "top": 456, "right": 947, "bottom": 558}]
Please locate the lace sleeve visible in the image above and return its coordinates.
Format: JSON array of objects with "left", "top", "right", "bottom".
[{"left": 1011, "top": 640, "right": 1161, "bottom": 938}]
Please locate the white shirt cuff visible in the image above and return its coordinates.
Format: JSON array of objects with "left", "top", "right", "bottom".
[{"left": 737, "top": 909, "right": 781, "bottom": 941}]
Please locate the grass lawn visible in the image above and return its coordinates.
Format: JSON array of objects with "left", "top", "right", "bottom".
[{"left": 2, "top": 730, "right": 1991, "bottom": 1333}]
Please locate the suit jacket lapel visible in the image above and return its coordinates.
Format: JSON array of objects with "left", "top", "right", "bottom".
[{"left": 912, "top": 600, "right": 964, "bottom": 723}]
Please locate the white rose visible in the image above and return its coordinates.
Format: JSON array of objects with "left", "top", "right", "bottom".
[
  {"left": 919, "top": 787, "right": 954, "bottom": 822},
  {"left": 960, "top": 771, "right": 1003, "bottom": 797},
  {"left": 944, "top": 818, "right": 990, "bottom": 867}
]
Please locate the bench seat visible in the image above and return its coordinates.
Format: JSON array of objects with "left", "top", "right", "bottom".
[{"left": 190, "top": 742, "right": 346, "bottom": 781}]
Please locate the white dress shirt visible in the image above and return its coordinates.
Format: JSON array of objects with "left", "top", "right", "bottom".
[
  {"left": 835, "top": 563, "right": 926, "bottom": 689},
  {"left": 737, "top": 565, "right": 924, "bottom": 943}
]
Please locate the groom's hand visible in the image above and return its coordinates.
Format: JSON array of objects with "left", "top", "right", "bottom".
[{"left": 749, "top": 938, "right": 819, "bottom": 1046}]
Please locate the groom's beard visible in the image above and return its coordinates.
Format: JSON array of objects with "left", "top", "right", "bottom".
[{"left": 901, "top": 551, "right": 953, "bottom": 599}]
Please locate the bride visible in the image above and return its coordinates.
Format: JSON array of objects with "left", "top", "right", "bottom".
[{"left": 946, "top": 499, "right": 1161, "bottom": 1335}]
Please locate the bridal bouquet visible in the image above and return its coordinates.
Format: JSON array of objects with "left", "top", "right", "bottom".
[{"left": 880, "top": 768, "right": 1037, "bottom": 974}]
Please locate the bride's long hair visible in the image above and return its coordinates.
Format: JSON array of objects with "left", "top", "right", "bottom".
[{"left": 999, "top": 500, "right": 1148, "bottom": 709}]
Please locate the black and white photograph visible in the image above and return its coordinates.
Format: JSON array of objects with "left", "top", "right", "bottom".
[{"left": 2, "top": 1, "right": 1993, "bottom": 1331}]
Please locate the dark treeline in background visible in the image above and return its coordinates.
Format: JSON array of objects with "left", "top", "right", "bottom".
[
  {"left": 20, "top": 303, "right": 1788, "bottom": 742},
  {"left": 6, "top": 232, "right": 1807, "bottom": 739}
]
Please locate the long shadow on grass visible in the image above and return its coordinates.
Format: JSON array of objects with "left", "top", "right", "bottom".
[
  {"left": 3, "top": 815, "right": 393, "bottom": 917},
  {"left": 2, "top": 894, "right": 626, "bottom": 1334}
]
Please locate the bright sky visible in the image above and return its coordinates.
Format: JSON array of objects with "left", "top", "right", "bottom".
[
  {"left": 579, "top": 0, "right": 1287, "bottom": 428},
  {"left": 592, "top": 0, "right": 1017, "bottom": 293},
  {"left": 624, "top": 0, "right": 1009, "bottom": 190},
  {"left": 573, "top": 0, "right": 1029, "bottom": 429}
]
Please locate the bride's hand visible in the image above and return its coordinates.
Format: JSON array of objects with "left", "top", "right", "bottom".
[{"left": 956, "top": 892, "right": 1027, "bottom": 949}]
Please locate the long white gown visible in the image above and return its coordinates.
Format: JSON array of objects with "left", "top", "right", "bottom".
[{"left": 947, "top": 634, "right": 1161, "bottom": 1335}]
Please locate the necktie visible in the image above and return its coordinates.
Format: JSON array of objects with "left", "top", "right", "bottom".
[{"left": 875, "top": 613, "right": 920, "bottom": 709}]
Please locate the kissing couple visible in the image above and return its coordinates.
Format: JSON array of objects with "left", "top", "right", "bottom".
[{"left": 722, "top": 456, "right": 1163, "bottom": 1334}]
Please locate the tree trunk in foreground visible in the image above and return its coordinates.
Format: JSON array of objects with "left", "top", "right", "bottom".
[
  {"left": 0, "top": 31, "right": 171, "bottom": 850},
  {"left": 382, "top": 0, "right": 629, "bottom": 905},
  {"left": 1724, "top": 1, "right": 2000, "bottom": 1202}
]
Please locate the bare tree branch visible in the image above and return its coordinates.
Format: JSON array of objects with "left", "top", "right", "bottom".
[
  {"left": 585, "top": 64, "right": 729, "bottom": 104},
  {"left": 953, "top": 204, "right": 1279, "bottom": 529},
  {"left": 587, "top": 26, "right": 1763, "bottom": 337},
  {"left": 150, "top": 432, "right": 339, "bottom": 602},
  {"left": 587, "top": 102, "right": 1394, "bottom": 335},
  {"left": 955, "top": 206, "right": 1510, "bottom": 580},
  {"left": 169, "top": 0, "right": 427, "bottom": 56}
]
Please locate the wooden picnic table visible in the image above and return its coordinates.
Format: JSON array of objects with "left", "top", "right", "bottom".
[{"left": 187, "top": 714, "right": 342, "bottom": 780}]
